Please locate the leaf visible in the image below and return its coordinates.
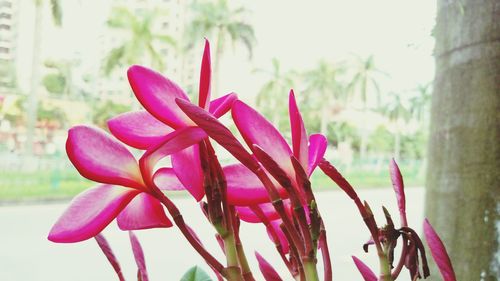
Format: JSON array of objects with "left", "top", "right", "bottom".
[{"left": 180, "top": 266, "right": 213, "bottom": 281}]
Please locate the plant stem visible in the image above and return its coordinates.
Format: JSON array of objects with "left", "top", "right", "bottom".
[
  {"left": 303, "top": 259, "right": 320, "bottom": 281},
  {"left": 152, "top": 188, "right": 225, "bottom": 277}
]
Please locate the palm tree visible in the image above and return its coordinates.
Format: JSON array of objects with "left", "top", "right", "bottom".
[
  {"left": 304, "top": 60, "right": 346, "bottom": 135},
  {"left": 255, "top": 58, "right": 295, "bottom": 130},
  {"left": 187, "top": 0, "right": 256, "bottom": 96},
  {"left": 380, "top": 93, "right": 410, "bottom": 161},
  {"left": 103, "top": 6, "right": 176, "bottom": 76},
  {"left": 26, "top": 0, "right": 62, "bottom": 155},
  {"left": 347, "top": 55, "right": 385, "bottom": 159},
  {"left": 409, "top": 82, "right": 432, "bottom": 127}
]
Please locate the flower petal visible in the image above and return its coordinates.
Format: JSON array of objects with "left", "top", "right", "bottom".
[
  {"left": 267, "top": 219, "right": 289, "bottom": 254},
  {"left": 107, "top": 110, "right": 173, "bottom": 150},
  {"left": 423, "top": 219, "right": 457, "bottom": 281},
  {"left": 209, "top": 92, "right": 238, "bottom": 118},
  {"left": 232, "top": 100, "right": 294, "bottom": 176},
  {"left": 153, "top": 168, "right": 185, "bottom": 191},
  {"left": 129, "top": 231, "right": 149, "bottom": 281},
  {"left": 224, "top": 164, "right": 287, "bottom": 205},
  {"left": 172, "top": 144, "right": 205, "bottom": 201},
  {"left": 48, "top": 185, "right": 139, "bottom": 243},
  {"left": 390, "top": 158, "right": 407, "bottom": 226},
  {"left": 66, "top": 126, "right": 143, "bottom": 189},
  {"left": 255, "top": 252, "right": 283, "bottom": 281},
  {"left": 198, "top": 39, "right": 211, "bottom": 109},
  {"left": 308, "top": 134, "right": 328, "bottom": 176},
  {"left": 139, "top": 127, "right": 207, "bottom": 187},
  {"left": 289, "top": 90, "right": 308, "bottom": 171},
  {"left": 117, "top": 193, "right": 172, "bottom": 230},
  {"left": 236, "top": 203, "right": 280, "bottom": 223},
  {"left": 127, "top": 65, "right": 193, "bottom": 128},
  {"left": 176, "top": 98, "right": 259, "bottom": 171},
  {"left": 352, "top": 256, "right": 377, "bottom": 281}
]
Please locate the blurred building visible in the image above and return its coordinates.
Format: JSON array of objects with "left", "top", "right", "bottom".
[{"left": 0, "top": 0, "right": 18, "bottom": 94}]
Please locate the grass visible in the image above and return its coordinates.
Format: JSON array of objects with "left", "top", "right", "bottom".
[{"left": 0, "top": 161, "right": 424, "bottom": 203}]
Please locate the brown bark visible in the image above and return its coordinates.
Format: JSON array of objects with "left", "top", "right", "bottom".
[{"left": 425, "top": 0, "right": 500, "bottom": 280}]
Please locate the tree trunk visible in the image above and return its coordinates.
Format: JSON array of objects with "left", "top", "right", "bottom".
[
  {"left": 26, "top": 1, "right": 44, "bottom": 155},
  {"left": 425, "top": 0, "right": 500, "bottom": 280}
]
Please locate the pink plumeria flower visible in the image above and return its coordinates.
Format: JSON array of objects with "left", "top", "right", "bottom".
[
  {"left": 107, "top": 39, "right": 236, "bottom": 202},
  {"left": 48, "top": 126, "right": 186, "bottom": 243},
  {"left": 423, "top": 219, "right": 457, "bottom": 281},
  {"left": 225, "top": 90, "right": 327, "bottom": 205}
]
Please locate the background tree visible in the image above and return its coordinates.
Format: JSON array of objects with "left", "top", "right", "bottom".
[
  {"left": 187, "top": 0, "right": 255, "bottom": 96},
  {"left": 255, "top": 58, "right": 295, "bottom": 130},
  {"left": 303, "top": 60, "right": 346, "bottom": 136},
  {"left": 26, "top": 0, "right": 62, "bottom": 155},
  {"left": 425, "top": 0, "right": 499, "bottom": 280},
  {"left": 103, "top": 6, "right": 175, "bottom": 76},
  {"left": 347, "top": 55, "right": 384, "bottom": 159},
  {"left": 379, "top": 93, "right": 410, "bottom": 161}
]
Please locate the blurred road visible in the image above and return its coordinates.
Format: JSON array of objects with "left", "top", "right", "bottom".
[{"left": 0, "top": 187, "right": 425, "bottom": 281}]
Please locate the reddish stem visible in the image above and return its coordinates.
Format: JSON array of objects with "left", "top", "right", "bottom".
[
  {"left": 151, "top": 188, "right": 225, "bottom": 276},
  {"left": 319, "top": 226, "right": 332, "bottom": 281}
]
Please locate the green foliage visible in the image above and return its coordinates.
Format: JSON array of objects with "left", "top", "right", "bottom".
[
  {"left": 255, "top": 58, "right": 295, "bottom": 131},
  {"left": 92, "top": 100, "right": 131, "bottom": 129},
  {"left": 187, "top": 0, "right": 255, "bottom": 57},
  {"left": 103, "top": 6, "right": 175, "bottom": 76},
  {"left": 368, "top": 126, "right": 393, "bottom": 153},
  {"left": 180, "top": 266, "right": 212, "bottom": 281},
  {"left": 42, "top": 73, "right": 66, "bottom": 94}
]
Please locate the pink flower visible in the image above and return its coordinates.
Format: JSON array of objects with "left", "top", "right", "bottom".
[
  {"left": 423, "top": 219, "right": 457, "bottom": 281},
  {"left": 351, "top": 256, "right": 377, "bottom": 281},
  {"left": 107, "top": 39, "right": 236, "bottom": 201},
  {"left": 48, "top": 126, "right": 186, "bottom": 243},
  {"left": 206, "top": 90, "right": 327, "bottom": 205}
]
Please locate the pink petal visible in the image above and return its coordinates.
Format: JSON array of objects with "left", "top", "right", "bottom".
[
  {"left": 172, "top": 144, "right": 205, "bottom": 201},
  {"left": 390, "top": 158, "right": 407, "bottom": 226},
  {"left": 224, "top": 164, "right": 287, "bottom": 205},
  {"left": 127, "top": 65, "right": 193, "bottom": 128},
  {"left": 255, "top": 252, "right": 283, "bottom": 281},
  {"left": 236, "top": 203, "right": 280, "bottom": 223},
  {"left": 209, "top": 92, "right": 238, "bottom": 118},
  {"left": 66, "top": 125, "right": 144, "bottom": 189},
  {"left": 289, "top": 90, "right": 308, "bottom": 171},
  {"left": 232, "top": 100, "right": 294, "bottom": 176},
  {"left": 107, "top": 110, "right": 173, "bottom": 150},
  {"left": 153, "top": 168, "right": 185, "bottom": 191},
  {"left": 139, "top": 127, "right": 206, "bottom": 187},
  {"left": 267, "top": 220, "right": 289, "bottom": 254},
  {"left": 48, "top": 185, "right": 139, "bottom": 243},
  {"left": 352, "top": 256, "right": 377, "bottom": 281},
  {"left": 198, "top": 39, "right": 211, "bottom": 109},
  {"left": 129, "top": 231, "right": 149, "bottom": 281},
  {"left": 117, "top": 193, "right": 172, "bottom": 230},
  {"left": 423, "top": 219, "right": 456, "bottom": 281},
  {"left": 94, "top": 234, "right": 126, "bottom": 281},
  {"left": 308, "top": 134, "right": 328, "bottom": 176},
  {"left": 176, "top": 98, "right": 260, "bottom": 171}
]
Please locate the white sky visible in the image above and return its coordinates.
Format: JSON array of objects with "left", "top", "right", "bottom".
[{"left": 18, "top": 0, "right": 436, "bottom": 106}]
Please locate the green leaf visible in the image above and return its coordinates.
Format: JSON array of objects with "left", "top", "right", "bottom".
[{"left": 180, "top": 266, "right": 212, "bottom": 281}]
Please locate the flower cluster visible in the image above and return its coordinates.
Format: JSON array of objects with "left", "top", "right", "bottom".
[{"left": 48, "top": 40, "right": 456, "bottom": 281}]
